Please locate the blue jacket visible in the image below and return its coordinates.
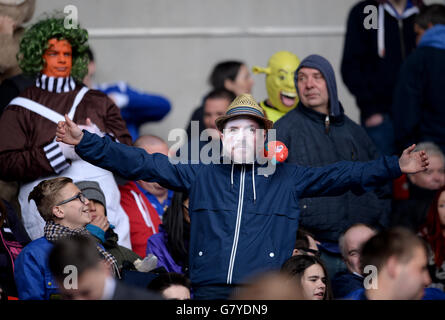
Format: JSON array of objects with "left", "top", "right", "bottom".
[
  {"left": 341, "top": 0, "right": 418, "bottom": 121},
  {"left": 344, "top": 287, "right": 445, "bottom": 300},
  {"left": 76, "top": 131, "right": 402, "bottom": 287},
  {"left": 96, "top": 81, "right": 171, "bottom": 141},
  {"left": 14, "top": 237, "right": 58, "bottom": 300},
  {"left": 391, "top": 24, "right": 445, "bottom": 154}
]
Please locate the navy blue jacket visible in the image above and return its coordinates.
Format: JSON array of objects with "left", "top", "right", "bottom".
[
  {"left": 341, "top": 0, "right": 418, "bottom": 121},
  {"left": 14, "top": 237, "right": 58, "bottom": 300},
  {"left": 275, "top": 103, "right": 392, "bottom": 242},
  {"left": 75, "top": 131, "right": 402, "bottom": 287},
  {"left": 391, "top": 25, "right": 445, "bottom": 154},
  {"left": 345, "top": 287, "right": 445, "bottom": 300},
  {"left": 331, "top": 271, "right": 364, "bottom": 299}
]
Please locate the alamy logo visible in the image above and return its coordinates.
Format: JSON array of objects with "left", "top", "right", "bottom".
[
  {"left": 63, "top": 265, "right": 78, "bottom": 289},
  {"left": 363, "top": 5, "right": 378, "bottom": 30},
  {"left": 64, "top": 5, "right": 78, "bottom": 29},
  {"left": 363, "top": 265, "right": 378, "bottom": 289}
]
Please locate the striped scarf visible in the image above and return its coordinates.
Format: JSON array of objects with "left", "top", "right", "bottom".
[
  {"left": 44, "top": 221, "right": 121, "bottom": 278},
  {"left": 36, "top": 74, "right": 76, "bottom": 93}
]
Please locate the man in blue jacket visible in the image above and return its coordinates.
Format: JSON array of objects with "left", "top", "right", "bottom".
[
  {"left": 341, "top": 0, "right": 421, "bottom": 156},
  {"left": 56, "top": 94, "right": 429, "bottom": 299}
]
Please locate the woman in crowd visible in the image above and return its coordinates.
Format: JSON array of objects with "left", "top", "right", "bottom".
[
  {"left": 146, "top": 192, "right": 190, "bottom": 275},
  {"left": 186, "top": 60, "right": 254, "bottom": 137},
  {"left": 281, "top": 254, "right": 332, "bottom": 300}
]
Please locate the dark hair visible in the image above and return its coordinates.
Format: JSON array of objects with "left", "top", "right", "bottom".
[
  {"left": 208, "top": 61, "right": 244, "bottom": 91},
  {"left": 28, "top": 177, "right": 73, "bottom": 221},
  {"left": 203, "top": 88, "right": 236, "bottom": 105},
  {"left": 0, "top": 199, "right": 6, "bottom": 228},
  {"left": 420, "top": 186, "right": 445, "bottom": 267},
  {"left": 48, "top": 234, "right": 102, "bottom": 281},
  {"left": 281, "top": 255, "right": 332, "bottom": 300},
  {"left": 361, "top": 227, "right": 428, "bottom": 272},
  {"left": 294, "top": 227, "right": 315, "bottom": 250},
  {"left": 415, "top": 4, "right": 445, "bottom": 30},
  {"left": 147, "top": 272, "right": 191, "bottom": 294},
  {"left": 162, "top": 192, "right": 190, "bottom": 273}
]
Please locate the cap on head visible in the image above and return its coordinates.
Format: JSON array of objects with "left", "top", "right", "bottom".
[
  {"left": 215, "top": 93, "right": 273, "bottom": 132},
  {"left": 74, "top": 181, "right": 106, "bottom": 215}
]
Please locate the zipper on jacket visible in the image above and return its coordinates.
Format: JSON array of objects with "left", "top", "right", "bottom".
[
  {"left": 325, "top": 115, "right": 330, "bottom": 134},
  {"left": 227, "top": 165, "right": 245, "bottom": 284}
]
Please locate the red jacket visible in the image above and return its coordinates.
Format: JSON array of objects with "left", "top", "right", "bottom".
[{"left": 119, "top": 181, "right": 161, "bottom": 258}]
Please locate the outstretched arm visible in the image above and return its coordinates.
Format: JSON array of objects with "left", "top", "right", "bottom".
[
  {"left": 56, "top": 115, "right": 198, "bottom": 191},
  {"left": 297, "top": 145, "right": 428, "bottom": 198}
]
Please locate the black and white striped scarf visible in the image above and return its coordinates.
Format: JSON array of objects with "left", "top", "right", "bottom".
[
  {"left": 44, "top": 221, "right": 121, "bottom": 278},
  {"left": 36, "top": 74, "right": 76, "bottom": 93}
]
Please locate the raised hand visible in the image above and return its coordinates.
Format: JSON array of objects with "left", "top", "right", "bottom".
[
  {"left": 398, "top": 144, "right": 429, "bottom": 174},
  {"left": 56, "top": 114, "right": 84, "bottom": 146},
  {"left": 90, "top": 214, "right": 110, "bottom": 232},
  {"left": 78, "top": 118, "right": 105, "bottom": 137}
]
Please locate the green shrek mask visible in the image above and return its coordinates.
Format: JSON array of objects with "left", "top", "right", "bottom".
[{"left": 253, "top": 51, "right": 300, "bottom": 122}]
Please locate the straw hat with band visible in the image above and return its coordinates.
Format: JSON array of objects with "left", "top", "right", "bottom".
[{"left": 215, "top": 93, "right": 273, "bottom": 132}]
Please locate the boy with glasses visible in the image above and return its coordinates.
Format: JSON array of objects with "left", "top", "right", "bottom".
[{"left": 14, "top": 177, "right": 119, "bottom": 300}]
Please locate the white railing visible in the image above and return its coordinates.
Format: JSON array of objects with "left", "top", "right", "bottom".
[{"left": 88, "top": 26, "right": 345, "bottom": 38}]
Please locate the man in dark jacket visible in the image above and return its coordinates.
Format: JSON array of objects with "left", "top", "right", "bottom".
[
  {"left": 341, "top": 0, "right": 421, "bottom": 156},
  {"left": 391, "top": 4, "right": 445, "bottom": 154},
  {"left": 56, "top": 93, "right": 428, "bottom": 300},
  {"left": 274, "top": 54, "right": 392, "bottom": 280}
]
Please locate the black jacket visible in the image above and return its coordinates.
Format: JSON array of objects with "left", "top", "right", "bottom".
[
  {"left": 390, "top": 179, "right": 436, "bottom": 231},
  {"left": 112, "top": 280, "right": 163, "bottom": 300},
  {"left": 274, "top": 103, "right": 392, "bottom": 242},
  {"left": 341, "top": 0, "right": 418, "bottom": 121},
  {"left": 0, "top": 200, "right": 31, "bottom": 297}
]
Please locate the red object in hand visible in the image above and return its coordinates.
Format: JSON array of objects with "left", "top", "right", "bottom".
[{"left": 264, "top": 141, "right": 288, "bottom": 163}]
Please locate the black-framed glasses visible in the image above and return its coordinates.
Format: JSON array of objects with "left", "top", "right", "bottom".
[{"left": 55, "top": 192, "right": 87, "bottom": 206}]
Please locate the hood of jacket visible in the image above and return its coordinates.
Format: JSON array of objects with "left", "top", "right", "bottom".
[
  {"left": 418, "top": 24, "right": 445, "bottom": 50},
  {"left": 295, "top": 54, "right": 341, "bottom": 117}
]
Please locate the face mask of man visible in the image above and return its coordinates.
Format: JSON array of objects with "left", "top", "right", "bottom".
[{"left": 221, "top": 118, "right": 263, "bottom": 164}]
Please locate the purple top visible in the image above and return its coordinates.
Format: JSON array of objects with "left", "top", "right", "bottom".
[{"left": 146, "top": 226, "right": 183, "bottom": 274}]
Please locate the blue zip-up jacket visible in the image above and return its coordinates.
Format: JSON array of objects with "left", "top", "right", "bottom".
[
  {"left": 14, "top": 235, "right": 109, "bottom": 300},
  {"left": 14, "top": 237, "right": 58, "bottom": 300},
  {"left": 75, "top": 131, "right": 402, "bottom": 286}
]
